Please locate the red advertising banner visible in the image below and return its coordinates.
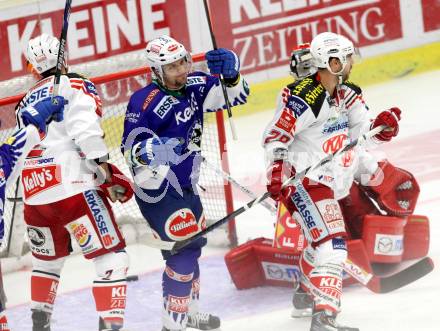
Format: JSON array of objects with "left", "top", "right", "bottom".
[
  {"left": 1, "top": 0, "right": 427, "bottom": 83},
  {"left": 0, "top": 0, "right": 190, "bottom": 81},
  {"left": 421, "top": 0, "right": 440, "bottom": 32},
  {"left": 209, "top": 0, "right": 403, "bottom": 73}
]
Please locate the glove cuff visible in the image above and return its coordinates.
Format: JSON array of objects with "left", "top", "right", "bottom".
[
  {"left": 272, "top": 148, "right": 289, "bottom": 161},
  {"left": 132, "top": 141, "right": 148, "bottom": 166},
  {"left": 224, "top": 74, "right": 241, "bottom": 87},
  {"left": 21, "top": 107, "right": 40, "bottom": 129}
]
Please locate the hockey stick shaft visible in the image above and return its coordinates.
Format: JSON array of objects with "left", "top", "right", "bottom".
[
  {"left": 202, "top": 157, "right": 277, "bottom": 214},
  {"left": 170, "top": 126, "right": 385, "bottom": 254},
  {"left": 202, "top": 0, "right": 238, "bottom": 140},
  {"left": 5, "top": 178, "right": 21, "bottom": 257},
  {"left": 52, "top": 0, "right": 72, "bottom": 99}
]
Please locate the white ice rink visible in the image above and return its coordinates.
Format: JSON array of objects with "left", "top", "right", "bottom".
[{"left": 3, "top": 69, "right": 440, "bottom": 330}]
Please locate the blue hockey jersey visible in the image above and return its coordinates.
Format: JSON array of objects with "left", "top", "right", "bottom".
[
  {"left": 0, "top": 126, "right": 40, "bottom": 241},
  {"left": 121, "top": 71, "right": 249, "bottom": 192}
]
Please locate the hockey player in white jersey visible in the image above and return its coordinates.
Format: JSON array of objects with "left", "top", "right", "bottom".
[
  {"left": 287, "top": 40, "right": 421, "bottom": 323},
  {"left": 16, "top": 34, "right": 134, "bottom": 331},
  {"left": 1, "top": 95, "right": 65, "bottom": 331},
  {"left": 262, "top": 32, "right": 401, "bottom": 331}
]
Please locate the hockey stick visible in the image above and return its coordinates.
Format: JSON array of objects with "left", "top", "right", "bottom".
[
  {"left": 135, "top": 129, "right": 433, "bottom": 292},
  {"left": 202, "top": 157, "right": 277, "bottom": 214},
  {"left": 343, "top": 257, "right": 434, "bottom": 293},
  {"left": 200, "top": 159, "right": 434, "bottom": 292},
  {"left": 3, "top": 178, "right": 20, "bottom": 257},
  {"left": 139, "top": 238, "right": 434, "bottom": 293},
  {"left": 202, "top": 0, "right": 238, "bottom": 140},
  {"left": 170, "top": 126, "right": 385, "bottom": 254},
  {"left": 52, "top": 0, "right": 72, "bottom": 100}
]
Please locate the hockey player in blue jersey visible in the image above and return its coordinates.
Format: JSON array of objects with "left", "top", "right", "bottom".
[
  {"left": 121, "top": 35, "right": 249, "bottom": 331},
  {"left": 0, "top": 95, "right": 65, "bottom": 330}
]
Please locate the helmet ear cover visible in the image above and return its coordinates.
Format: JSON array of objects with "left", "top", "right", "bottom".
[
  {"left": 26, "top": 60, "right": 53, "bottom": 79},
  {"left": 26, "top": 60, "right": 37, "bottom": 74}
]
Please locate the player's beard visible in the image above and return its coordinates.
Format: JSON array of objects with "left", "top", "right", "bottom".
[{"left": 164, "top": 72, "right": 188, "bottom": 90}]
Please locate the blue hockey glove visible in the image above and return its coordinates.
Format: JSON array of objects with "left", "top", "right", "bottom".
[
  {"left": 136, "top": 137, "right": 183, "bottom": 166},
  {"left": 21, "top": 96, "right": 66, "bottom": 133},
  {"left": 206, "top": 48, "right": 240, "bottom": 79}
]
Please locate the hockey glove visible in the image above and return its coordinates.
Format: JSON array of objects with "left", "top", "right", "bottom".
[
  {"left": 266, "top": 160, "right": 296, "bottom": 201},
  {"left": 136, "top": 137, "right": 183, "bottom": 167},
  {"left": 371, "top": 107, "right": 401, "bottom": 142},
  {"left": 206, "top": 48, "right": 240, "bottom": 79},
  {"left": 100, "top": 163, "right": 134, "bottom": 203},
  {"left": 21, "top": 96, "right": 66, "bottom": 133}
]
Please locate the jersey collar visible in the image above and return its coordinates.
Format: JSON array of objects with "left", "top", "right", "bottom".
[{"left": 152, "top": 79, "right": 185, "bottom": 98}]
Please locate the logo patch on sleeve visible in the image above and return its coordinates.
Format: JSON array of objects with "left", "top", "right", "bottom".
[
  {"left": 143, "top": 89, "right": 160, "bottom": 111},
  {"left": 287, "top": 95, "right": 308, "bottom": 118},
  {"left": 275, "top": 109, "right": 296, "bottom": 133},
  {"left": 84, "top": 81, "right": 98, "bottom": 95}
]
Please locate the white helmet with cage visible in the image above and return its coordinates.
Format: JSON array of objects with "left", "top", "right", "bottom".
[
  {"left": 26, "top": 33, "right": 63, "bottom": 75},
  {"left": 145, "top": 35, "right": 191, "bottom": 82},
  {"left": 310, "top": 32, "right": 355, "bottom": 74},
  {"left": 290, "top": 43, "right": 317, "bottom": 79}
]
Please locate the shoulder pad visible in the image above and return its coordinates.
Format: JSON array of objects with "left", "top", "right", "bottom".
[
  {"left": 343, "top": 81, "right": 362, "bottom": 95},
  {"left": 68, "top": 73, "right": 99, "bottom": 96},
  {"left": 287, "top": 75, "right": 326, "bottom": 117}
]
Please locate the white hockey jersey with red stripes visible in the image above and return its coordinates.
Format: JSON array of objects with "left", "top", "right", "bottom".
[
  {"left": 15, "top": 73, "right": 108, "bottom": 205},
  {"left": 262, "top": 74, "right": 375, "bottom": 198}
]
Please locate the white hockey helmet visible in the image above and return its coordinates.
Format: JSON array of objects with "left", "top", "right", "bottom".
[
  {"left": 26, "top": 33, "right": 63, "bottom": 75},
  {"left": 145, "top": 35, "right": 191, "bottom": 82},
  {"left": 310, "top": 32, "right": 355, "bottom": 74}
]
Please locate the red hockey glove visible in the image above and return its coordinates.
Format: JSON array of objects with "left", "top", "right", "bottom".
[
  {"left": 266, "top": 160, "right": 296, "bottom": 201},
  {"left": 371, "top": 107, "right": 401, "bottom": 141},
  {"left": 100, "top": 163, "right": 134, "bottom": 203}
]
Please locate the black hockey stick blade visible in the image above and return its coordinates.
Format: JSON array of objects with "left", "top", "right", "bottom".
[{"left": 370, "top": 257, "right": 434, "bottom": 293}]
